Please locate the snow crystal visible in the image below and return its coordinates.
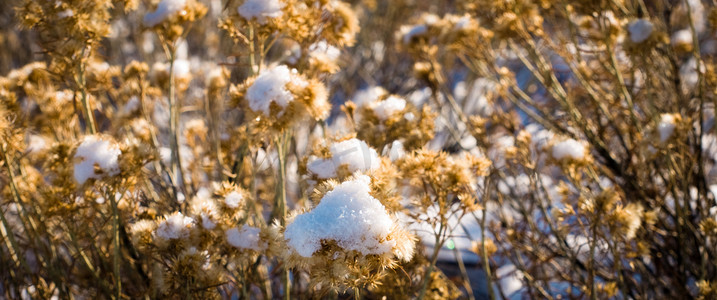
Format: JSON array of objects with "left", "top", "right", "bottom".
[
  {"left": 658, "top": 114, "right": 677, "bottom": 143},
  {"left": 238, "top": 0, "right": 284, "bottom": 25},
  {"left": 226, "top": 224, "right": 265, "bottom": 251},
  {"left": 551, "top": 139, "right": 585, "bottom": 161},
  {"left": 284, "top": 175, "right": 395, "bottom": 257},
  {"left": 155, "top": 212, "right": 195, "bottom": 240},
  {"left": 628, "top": 19, "right": 654, "bottom": 43},
  {"left": 307, "top": 138, "right": 380, "bottom": 179},
  {"left": 246, "top": 65, "right": 296, "bottom": 115},
  {"left": 143, "top": 0, "right": 187, "bottom": 27},
  {"left": 73, "top": 135, "right": 121, "bottom": 184},
  {"left": 224, "top": 191, "right": 243, "bottom": 208},
  {"left": 371, "top": 95, "right": 406, "bottom": 120}
]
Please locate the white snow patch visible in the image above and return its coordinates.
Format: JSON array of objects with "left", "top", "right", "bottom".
[
  {"left": 307, "top": 138, "right": 380, "bottom": 179},
  {"left": 246, "top": 65, "right": 301, "bottom": 115},
  {"left": 224, "top": 191, "right": 243, "bottom": 208},
  {"left": 308, "top": 40, "right": 341, "bottom": 61},
  {"left": 155, "top": 212, "right": 195, "bottom": 240},
  {"left": 352, "top": 86, "right": 387, "bottom": 107},
  {"left": 143, "top": 0, "right": 187, "bottom": 27},
  {"left": 371, "top": 95, "right": 406, "bottom": 120},
  {"left": 671, "top": 29, "right": 693, "bottom": 48},
  {"left": 238, "top": 0, "right": 284, "bottom": 25},
  {"left": 226, "top": 224, "right": 265, "bottom": 251},
  {"left": 73, "top": 135, "right": 121, "bottom": 184},
  {"left": 551, "top": 139, "right": 585, "bottom": 161},
  {"left": 284, "top": 175, "right": 395, "bottom": 257},
  {"left": 383, "top": 140, "right": 406, "bottom": 162},
  {"left": 658, "top": 114, "right": 678, "bottom": 143},
  {"left": 628, "top": 19, "right": 654, "bottom": 43}
]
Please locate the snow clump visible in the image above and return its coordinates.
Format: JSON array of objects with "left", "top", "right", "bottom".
[
  {"left": 238, "top": 0, "right": 284, "bottom": 25},
  {"left": 155, "top": 212, "right": 195, "bottom": 240},
  {"left": 246, "top": 65, "right": 306, "bottom": 115},
  {"left": 226, "top": 225, "right": 265, "bottom": 251},
  {"left": 371, "top": 95, "right": 407, "bottom": 120},
  {"left": 551, "top": 138, "right": 586, "bottom": 161},
  {"left": 284, "top": 175, "right": 395, "bottom": 257},
  {"left": 307, "top": 138, "right": 381, "bottom": 179},
  {"left": 658, "top": 114, "right": 678, "bottom": 143},
  {"left": 143, "top": 0, "right": 187, "bottom": 27},
  {"left": 73, "top": 135, "right": 121, "bottom": 184},
  {"left": 628, "top": 19, "right": 654, "bottom": 43}
]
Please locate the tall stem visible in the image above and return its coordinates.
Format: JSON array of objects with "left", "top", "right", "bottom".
[
  {"left": 418, "top": 221, "right": 445, "bottom": 300},
  {"left": 167, "top": 46, "right": 184, "bottom": 196},
  {"left": 276, "top": 132, "right": 290, "bottom": 300},
  {"left": 481, "top": 205, "right": 496, "bottom": 300},
  {"left": 76, "top": 47, "right": 97, "bottom": 134},
  {"left": 110, "top": 192, "right": 121, "bottom": 299}
]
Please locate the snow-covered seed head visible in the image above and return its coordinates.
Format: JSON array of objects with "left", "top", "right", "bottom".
[
  {"left": 237, "top": 0, "right": 284, "bottom": 25},
  {"left": 284, "top": 175, "right": 403, "bottom": 257},
  {"left": 226, "top": 224, "right": 266, "bottom": 251},
  {"left": 155, "top": 212, "right": 195, "bottom": 240},
  {"left": 73, "top": 135, "right": 121, "bottom": 185},
  {"left": 306, "top": 138, "right": 381, "bottom": 179},
  {"left": 657, "top": 113, "right": 681, "bottom": 143},
  {"left": 627, "top": 19, "right": 654, "bottom": 43},
  {"left": 551, "top": 138, "right": 588, "bottom": 162}
]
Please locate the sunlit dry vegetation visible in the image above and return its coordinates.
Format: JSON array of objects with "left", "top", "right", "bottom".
[{"left": 2, "top": 0, "right": 717, "bottom": 299}]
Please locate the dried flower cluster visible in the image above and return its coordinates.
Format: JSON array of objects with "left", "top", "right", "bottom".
[{"left": 3, "top": 0, "right": 717, "bottom": 299}]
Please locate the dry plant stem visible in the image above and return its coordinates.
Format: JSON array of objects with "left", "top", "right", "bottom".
[
  {"left": 480, "top": 204, "right": 496, "bottom": 300},
  {"left": 205, "top": 92, "right": 223, "bottom": 181},
  {"left": 76, "top": 47, "right": 97, "bottom": 134},
  {"left": 275, "top": 132, "right": 290, "bottom": 300},
  {"left": 0, "top": 143, "right": 54, "bottom": 283},
  {"left": 418, "top": 221, "right": 446, "bottom": 300},
  {"left": 452, "top": 242, "right": 475, "bottom": 300},
  {"left": 110, "top": 192, "right": 122, "bottom": 299},
  {"left": 168, "top": 49, "right": 183, "bottom": 193},
  {"left": 158, "top": 35, "right": 184, "bottom": 198},
  {"left": 353, "top": 287, "right": 360, "bottom": 300},
  {"left": 249, "top": 24, "right": 257, "bottom": 75},
  {"left": 0, "top": 198, "right": 30, "bottom": 276}
]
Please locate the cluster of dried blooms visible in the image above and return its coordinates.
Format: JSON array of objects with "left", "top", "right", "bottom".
[{"left": 3, "top": 0, "right": 717, "bottom": 299}]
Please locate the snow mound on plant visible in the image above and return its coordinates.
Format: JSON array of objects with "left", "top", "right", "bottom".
[
  {"left": 73, "top": 135, "right": 121, "bottom": 184},
  {"left": 238, "top": 0, "right": 284, "bottom": 24},
  {"left": 284, "top": 175, "right": 395, "bottom": 257},
  {"left": 307, "top": 138, "right": 380, "bottom": 179},
  {"left": 155, "top": 212, "right": 195, "bottom": 240},
  {"left": 551, "top": 139, "right": 585, "bottom": 161},
  {"left": 143, "top": 0, "right": 187, "bottom": 27},
  {"left": 226, "top": 225, "right": 265, "bottom": 251},
  {"left": 247, "top": 65, "right": 305, "bottom": 115},
  {"left": 371, "top": 95, "right": 406, "bottom": 120}
]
